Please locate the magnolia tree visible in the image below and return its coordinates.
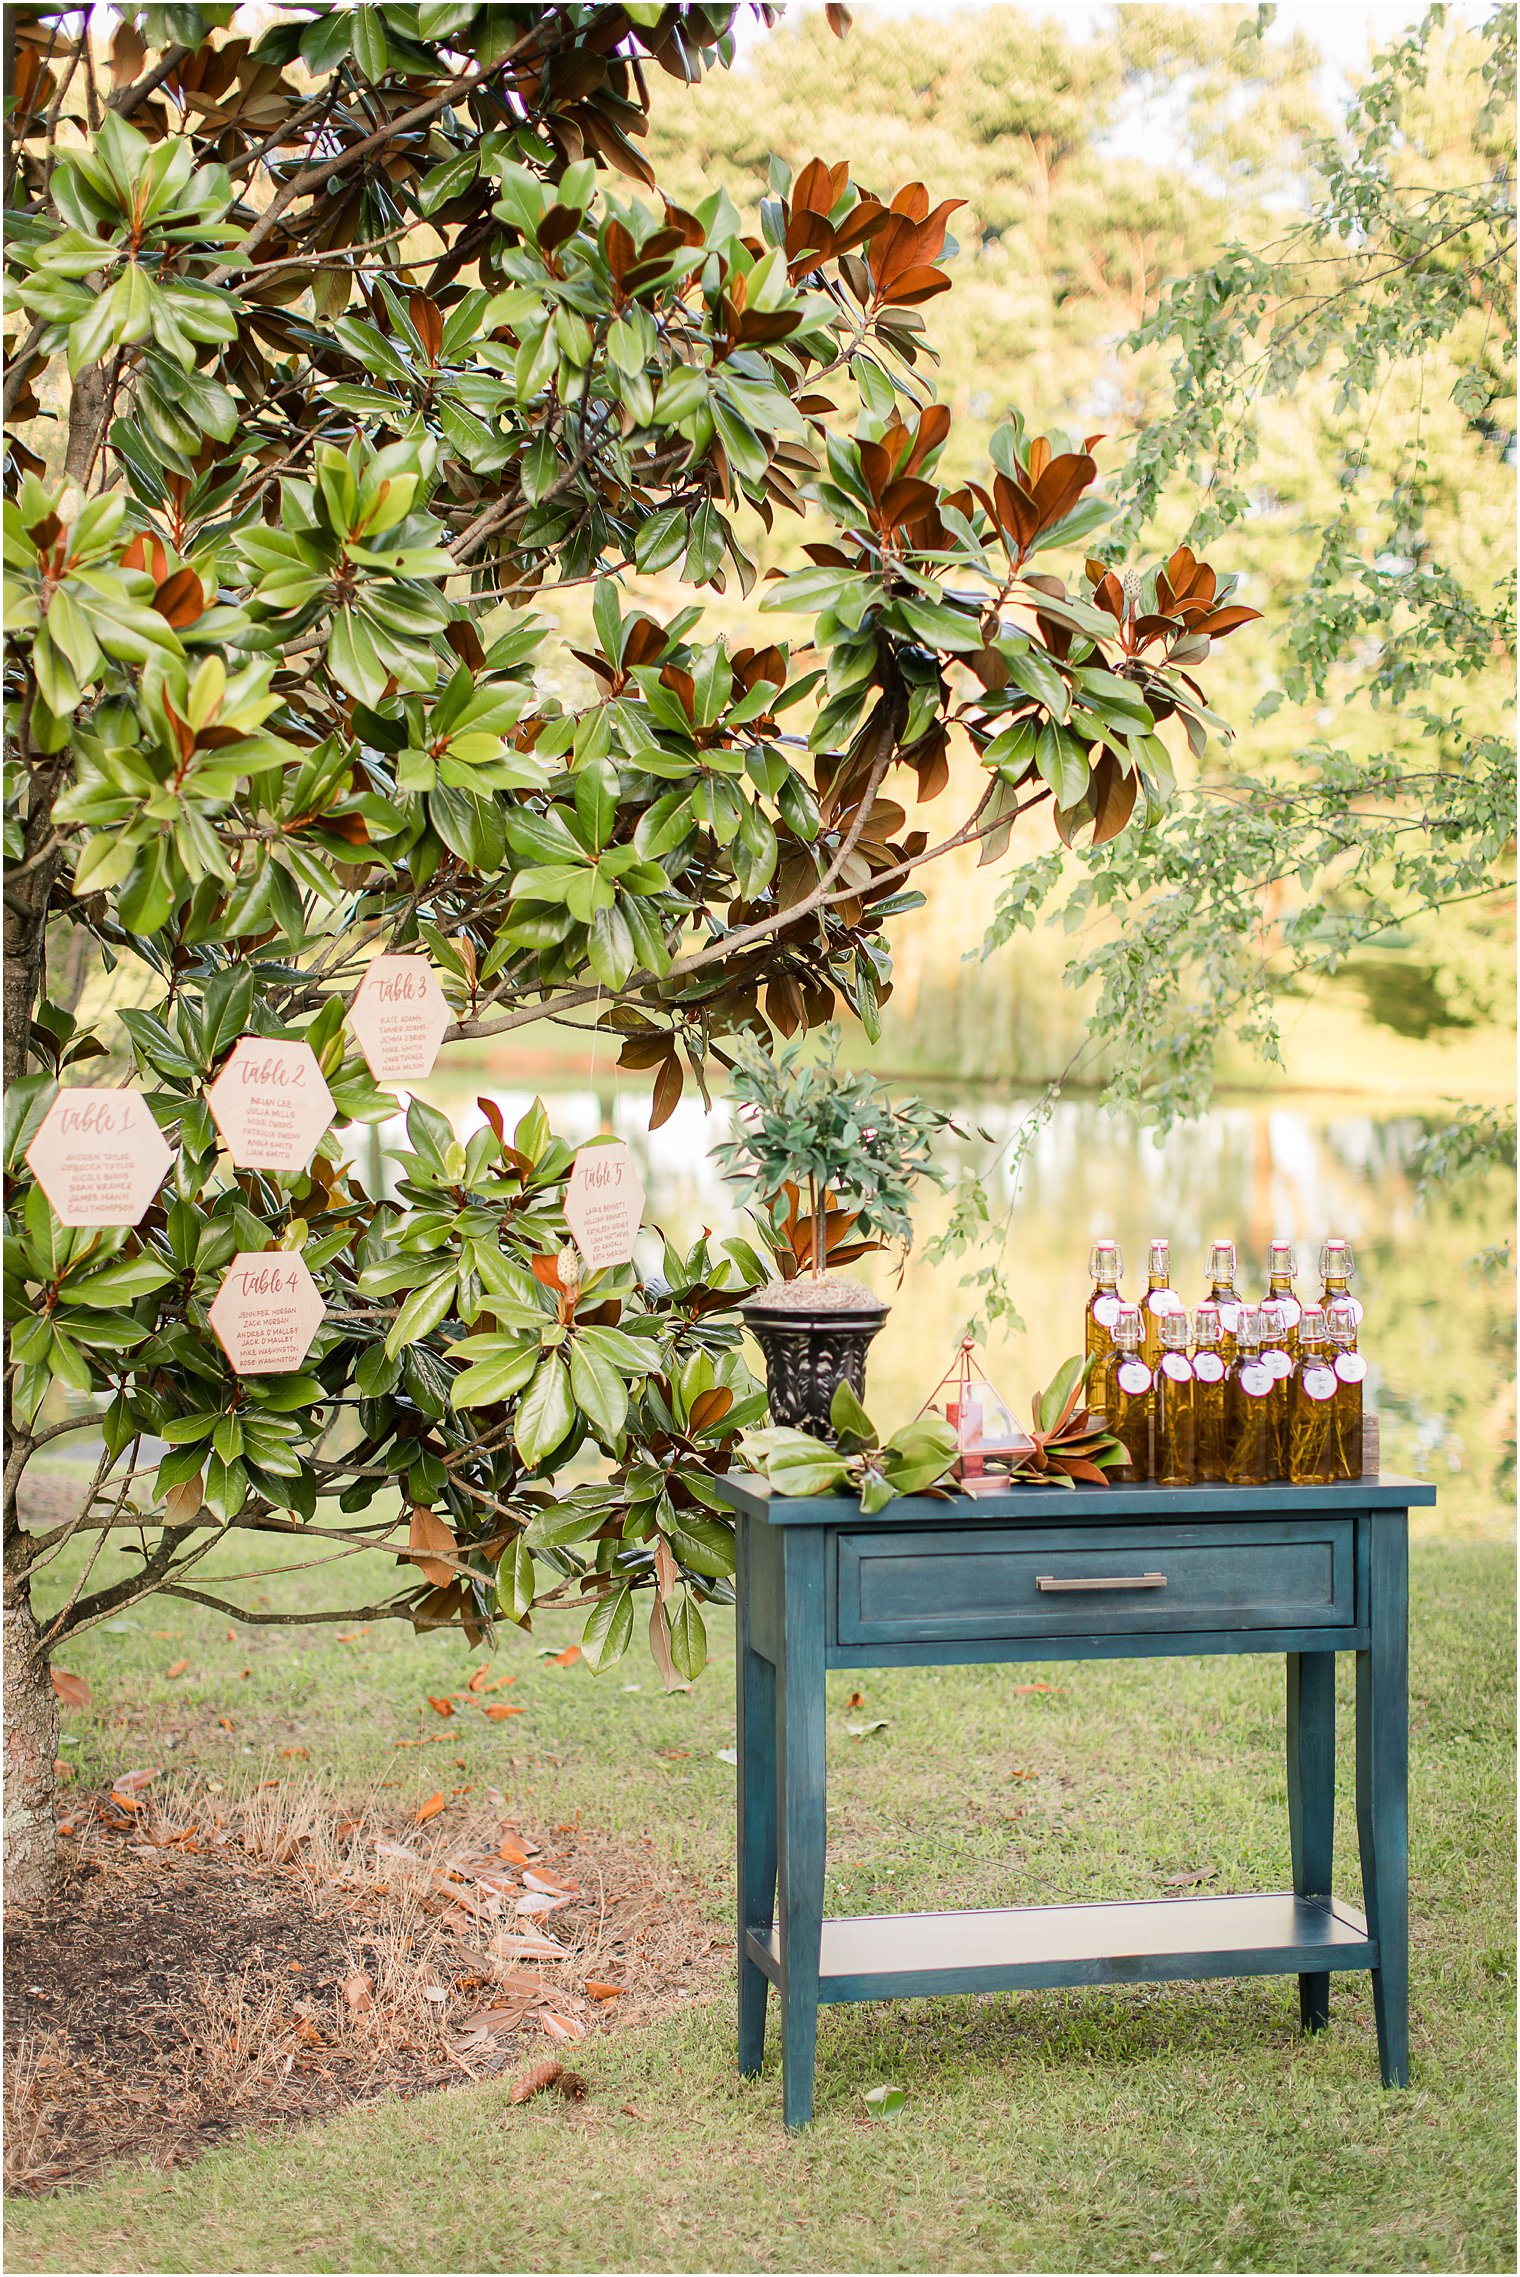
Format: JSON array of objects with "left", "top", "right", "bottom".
[{"left": 2, "top": 2, "right": 1258, "bottom": 1905}]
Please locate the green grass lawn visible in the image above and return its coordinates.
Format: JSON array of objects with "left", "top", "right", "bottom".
[{"left": 8, "top": 1512, "right": 1515, "bottom": 2275}]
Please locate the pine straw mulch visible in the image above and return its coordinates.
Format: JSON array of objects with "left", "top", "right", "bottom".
[{"left": 5, "top": 1774, "right": 726, "bottom": 2195}]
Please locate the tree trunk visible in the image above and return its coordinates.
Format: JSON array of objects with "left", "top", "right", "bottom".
[
  {"left": 3, "top": 1548, "right": 59, "bottom": 1914},
  {"left": 3, "top": 620, "right": 70, "bottom": 1910}
]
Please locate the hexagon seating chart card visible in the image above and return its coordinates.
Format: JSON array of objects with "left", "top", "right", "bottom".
[
  {"left": 209, "top": 1252, "right": 325, "bottom": 1375},
  {"left": 206, "top": 1038, "right": 334, "bottom": 1173},
  {"left": 25, "top": 1088, "right": 172, "bottom": 1227},
  {"left": 564, "top": 1138, "right": 645, "bottom": 1270},
  {"left": 347, "top": 954, "right": 451, "bottom": 1084}
]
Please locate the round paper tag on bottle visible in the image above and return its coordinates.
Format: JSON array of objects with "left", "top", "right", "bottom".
[
  {"left": 1335, "top": 1352, "right": 1368, "bottom": 1384},
  {"left": 1194, "top": 1352, "right": 1225, "bottom": 1383},
  {"left": 1216, "top": 1301, "right": 1243, "bottom": 1335},
  {"left": 1092, "top": 1294, "right": 1121, "bottom": 1327},
  {"left": 1276, "top": 1296, "right": 1303, "bottom": 1331},
  {"left": 564, "top": 1139, "right": 645, "bottom": 1270},
  {"left": 1239, "top": 1361, "right": 1272, "bottom": 1397},
  {"left": 24, "top": 1087, "right": 171, "bottom": 1227},
  {"left": 206, "top": 1039, "right": 335, "bottom": 1172},
  {"left": 1266, "top": 1349, "right": 1294, "bottom": 1380},
  {"left": 1117, "top": 1359, "right": 1150, "bottom": 1396},
  {"left": 1160, "top": 1353, "right": 1191, "bottom": 1380},
  {"left": 1302, "top": 1363, "right": 1337, "bottom": 1402}
]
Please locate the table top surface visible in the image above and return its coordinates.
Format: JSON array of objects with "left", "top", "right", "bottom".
[{"left": 715, "top": 1473, "right": 1436, "bottom": 1526}]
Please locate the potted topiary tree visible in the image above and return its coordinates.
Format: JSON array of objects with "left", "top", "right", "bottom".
[{"left": 717, "top": 1027, "right": 958, "bottom": 1438}]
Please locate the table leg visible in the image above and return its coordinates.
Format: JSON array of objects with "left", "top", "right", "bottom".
[
  {"left": 1286, "top": 1650, "right": 1336, "bottom": 2032},
  {"left": 777, "top": 1530, "right": 826, "bottom": 2129},
  {"left": 737, "top": 1637, "right": 777, "bottom": 2077},
  {"left": 1356, "top": 1511, "right": 1410, "bottom": 2087}
]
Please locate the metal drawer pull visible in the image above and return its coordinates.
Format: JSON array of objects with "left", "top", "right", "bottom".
[{"left": 1035, "top": 1572, "right": 1168, "bottom": 1592}]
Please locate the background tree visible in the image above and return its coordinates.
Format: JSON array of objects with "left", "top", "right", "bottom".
[
  {"left": 649, "top": 6, "right": 1513, "bottom": 1118},
  {"left": 2, "top": 1, "right": 1259, "bottom": 1906}
]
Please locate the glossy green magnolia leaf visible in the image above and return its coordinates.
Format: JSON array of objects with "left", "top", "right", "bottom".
[
  {"left": 514, "top": 1355, "right": 575, "bottom": 1467},
  {"left": 581, "top": 1582, "right": 634, "bottom": 1672}
]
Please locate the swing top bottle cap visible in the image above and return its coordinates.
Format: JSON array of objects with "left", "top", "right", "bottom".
[
  {"left": 1236, "top": 1308, "right": 1263, "bottom": 1349},
  {"left": 1268, "top": 1240, "right": 1296, "bottom": 1276},
  {"left": 1089, "top": 1239, "right": 1122, "bottom": 1280},
  {"left": 1147, "top": 1239, "right": 1170, "bottom": 1277},
  {"left": 1194, "top": 1302, "right": 1222, "bottom": 1347},
  {"left": 1113, "top": 1306, "right": 1143, "bottom": 1350},
  {"left": 1320, "top": 1238, "right": 1355, "bottom": 1281},
  {"left": 1160, "top": 1310, "right": 1191, "bottom": 1349},
  {"left": 1208, "top": 1240, "right": 1237, "bottom": 1281},
  {"left": 1259, "top": 1301, "right": 1287, "bottom": 1342},
  {"left": 1298, "top": 1304, "right": 1329, "bottom": 1346},
  {"left": 1327, "top": 1298, "right": 1358, "bottom": 1347}
]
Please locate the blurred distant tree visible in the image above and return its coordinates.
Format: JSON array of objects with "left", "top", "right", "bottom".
[{"left": 1064, "top": 2, "right": 1516, "bottom": 1123}]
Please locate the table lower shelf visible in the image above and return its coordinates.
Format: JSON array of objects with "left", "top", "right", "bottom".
[{"left": 746, "top": 1890, "right": 1375, "bottom": 2004}]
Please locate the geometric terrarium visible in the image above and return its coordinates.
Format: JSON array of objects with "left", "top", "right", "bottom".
[{"left": 918, "top": 1336, "right": 1035, "bottom": 1496}]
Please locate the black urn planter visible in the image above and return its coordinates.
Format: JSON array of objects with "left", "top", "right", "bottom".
[{"left": 742, "top": 1282, "right": 889, "bottom": 1441}]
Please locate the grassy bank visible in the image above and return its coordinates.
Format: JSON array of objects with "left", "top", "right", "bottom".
[{"left": 6, "top": 1522, "right": 1515, "bottom": 2274}]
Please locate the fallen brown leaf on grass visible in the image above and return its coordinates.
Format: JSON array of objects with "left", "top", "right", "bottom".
[
  {"left": 497, "top": 1833, "right": 538, "bottom": 1865},
  {"left": 51, "top": 1670, "right": 91, "bottom": 1709},
  {"left": 1012, "top": 1682, "right": 1059, "bottom": 1694},
  {"left": 539, "top": 2011, "right": 586, "bottom": 2044},
  {"left": 509, "top": 2058, "right": 587, "bottom": 2104},
  {"left": 1164, "top": 1866, "right": 1217, "bottom": 1888},
  {"left": 279, "top": 1747, "right": 309, "bottom": 1761},
  {"left": 483, "top": 1704, "right": 525, "bottom": 1721},
  {"left": 166, "top": 1659, "right": 189, "bottom": 1679},
  {"left": 621, "top": 2102, "right": 644, "bottom": 2118},
  {"left": 414, "top": 1792, "right": 448, "bottom": 1826},
  {"left": 427, "top": 1697, "right": 455, "bottom": 1717},
  {"left": 337, "top": 1628, "right": 371, "bottom": 1643},
  {"left": 494, "top": 1930, "right": 569, "bottom": 1961},
  {"left": 342, "top": 1973, "right": 373, "bottom": 2013},
  {"left": 585, "top": 1982, "right": 623, "bottom": 2001},
  {"left": 112, "top": 1768, "right": 157, "bottom": 1797},
  {"left": 522, "top": 1867, "right": 579, "bottom": 1897},
  {"left": 846, "top": 1689, "right": 865, "bottom": 1709},
  {"left": 551, "top": 1645, "right": 582, "bottom": 1668}
]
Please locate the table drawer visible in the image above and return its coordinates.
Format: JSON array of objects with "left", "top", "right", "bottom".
[{"left": 834, "top": 1520, "right": 1355, "bottom": 1645}]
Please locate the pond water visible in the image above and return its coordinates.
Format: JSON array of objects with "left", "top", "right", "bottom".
[{"left": 362, "top": 1076, "right": 1515, "bottom": 1543}]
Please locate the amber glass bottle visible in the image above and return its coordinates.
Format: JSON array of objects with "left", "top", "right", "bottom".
[
  {"left": 1103, "top": 1307, "right": 1152, "bottom": 1481},
  {"left": 1288, "top": 1306, "right": 1339, "bottom": 1484},
  {"left": 1140, "top": 1239, "right": 1182, "bottom": 1370},
  {"left": 1258, "top": 1300, "right": 1294, "bottom": 1479},
  {"left": 1191, "top": 1304, "right": 1229, "bottom": 1481},
  {"left": 1203, "top": 1240, "right": 1244, "bottom": 1367},
  {"left": 1328, "top": 1298, "right": 1365, "bottom": 1478},
  {"left": 1085, "top": 1239, "right": 1124, "bottom": 1408},
  {"left": 1320, "top": 1240, "right": 1362, "bottom": 1347},
  {"left": 1153, "top": 1311, "right": 1196, "bottom": 1486},
  {"left": 1260, "top": 1240, "right": 1302, "bottom": 1356},
  {"left": 1225, "top": 1310, "right": 1274, "bottom": 1485}
]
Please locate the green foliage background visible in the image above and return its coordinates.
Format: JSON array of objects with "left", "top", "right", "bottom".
[{"left": 640, "top": 2, "right": 1516, "bottom": 1098}]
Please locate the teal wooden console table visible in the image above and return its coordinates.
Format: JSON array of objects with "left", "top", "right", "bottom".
[{"left": 715, "top": 1475, "right": 1433, "bottom": 2127}]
